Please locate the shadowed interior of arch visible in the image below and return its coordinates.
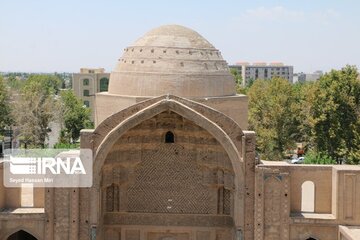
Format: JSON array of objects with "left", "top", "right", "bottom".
[{"left": 7, "top": 230, "right": 37, "bottom": 240}]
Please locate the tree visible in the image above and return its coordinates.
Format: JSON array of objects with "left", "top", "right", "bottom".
[
  {"left": 13, "top": 75, "right": 61, "bottom": 148},
  {"left": 0, "top": 76, "right": 12, "bottom": 130},
  {"left": 292, "top": 81, "right": 315, "bottom": 144},
  {"left": 304, "top": 150, "right": 336, "bottom": 164},
  {"left": 307, "top": 65, "right": 360, "bottom": 164},
  {"left": 22, "top": 74, "right": 61, "bottom": 95},
  {"left": 59, "top": 90, "right": 93, "bottom": 144},
  {"left": 248, "top": 77, "right": 300, "bottom": 160},
  {"left": 230, "top": 68, "right": 242, "bottom": 86},
  {"left": 230, "top": 68, "right": 245, "bottom": 94},
  {"left": 6, "top": 75, "right": 23, "bottom": 89}
]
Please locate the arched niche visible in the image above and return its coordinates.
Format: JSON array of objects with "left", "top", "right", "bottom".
[{"left": 301, "top": 181, "right": 315, "bottom": 212}]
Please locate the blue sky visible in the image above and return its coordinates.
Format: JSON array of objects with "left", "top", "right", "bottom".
[{"left": 0, "top": 0, "right": 359, "bottom": 73}]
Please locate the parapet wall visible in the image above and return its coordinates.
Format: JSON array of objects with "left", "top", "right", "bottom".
[{"left": 255, "top": 162, "right": 360, "bottom": 240}]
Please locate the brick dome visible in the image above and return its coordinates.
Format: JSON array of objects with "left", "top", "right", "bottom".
[{"left": 108, "top": 25, "right": 236, "bottom": 97}]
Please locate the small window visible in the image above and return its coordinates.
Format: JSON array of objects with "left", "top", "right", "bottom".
[
  {"left": 165, "top": 131, "right": 174, "bottom": 143},
  {"left": 99, "top": 78, "right": 109, "bottom": 92},
  {"left": 236, "top": 229, "right": 243, "bottom": 240},
  {"left": 84, "top": 101, "right": 90, "bottom": 108},
  {"left": 83, "top": 78, "right": 89, "bottom": 86},
  {"left": 83, "top": 90, "right": 90, "bottom": 97}
]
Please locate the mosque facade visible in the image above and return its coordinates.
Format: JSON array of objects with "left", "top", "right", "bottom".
[{"left": 0, "top": 25, "right": 360, "bottom": 240}]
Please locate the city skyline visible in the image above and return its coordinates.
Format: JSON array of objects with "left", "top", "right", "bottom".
[{"left": 1, "top": 0, "right": 359, "bottom": 73}]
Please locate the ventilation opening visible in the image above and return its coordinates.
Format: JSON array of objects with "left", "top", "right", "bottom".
[{"left": 165, "top": 131, "right": 174, "bottom": 143}]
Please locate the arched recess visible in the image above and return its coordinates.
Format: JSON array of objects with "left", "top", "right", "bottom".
[
  {"left": 94, "top": 99, "right": 243, "bottom": 185},
  {"left": 83, "top": 78, "right": 90, "bottom": 86},
  {"left": 93, "top": 98, "right": 244, "bottom": 225},
  {"left": 92, "top": 95, "right": 244, "bottom": 156},
  {"left": 3, "top": 229, "right": 40, "bottom": 240},
  {"left": 301, "top": 181, "right": 315, "bottom": 212}
]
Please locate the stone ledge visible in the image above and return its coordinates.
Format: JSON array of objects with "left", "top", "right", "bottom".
[
  {"left": 290, "top": 213, "right": 336, "bottom": 224},
  {"left": 0, "top": 208, "right": 45, "bottom": 220},
  {"left": 339, "top": 225, "right": 360, "bottom": 240},
  {"left": 104, "top": 212, "right": 234, "bottom": 227}
]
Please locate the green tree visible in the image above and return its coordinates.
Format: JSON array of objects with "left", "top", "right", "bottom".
[
  {"left": 0, "top": 76, "right": 12, "bottom": 130},
  {"left": 13, "top": 75, "right": 60, "bottom": 148},
  {"left": 23, "top": 74, "right": 61, "bottom": 95},
  {"left": 292, "top": 81, "right": 316, "bottom": 143},
  {"left": 6, "top": 75, "right": 23, "bottom": 89},
  {"left": 230, "top": 68, "right": 242, "bottom": 86},
  {"left": 248, "top": 78, "right": 300, "bottom": 160},
  {"left": 307, "top": 65, "right": 360, "bottom": 164},
  {"left": 304, "top": 150, "right": 336, "bottom": 164},
  {"left": 230, "top": 68, "right": 246, "bottom": 94},
  {"left": 59, "top": 90, "right": 93, "bottom": 144},
  {"left": 230, "top": 68, "right": 253, "bottom": 94}
]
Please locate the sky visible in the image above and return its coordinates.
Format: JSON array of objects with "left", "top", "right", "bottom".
[{"left": 0, "top": 0, "right": 359, "bottom": 73}]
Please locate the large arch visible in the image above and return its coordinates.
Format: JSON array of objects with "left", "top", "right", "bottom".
[
  {"left": 92, "top": 97, "right": 245, "bottom": 227},
  {"left": 92, "top": 95, "right": 244, "bottom": 155},
  {"left": 2, "top": 228, "right": 41, "bottom": 240},
  {"left": 94, "top": 99, "right": 243, "bottom": 185}
]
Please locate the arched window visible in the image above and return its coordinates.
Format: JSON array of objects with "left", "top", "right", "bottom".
[
  {"left": 165, "top": 131, "right": 174, "bottom": 143},
  {"left": 306, "top": 238, "right": 318, "bottom": 240},
  {"left": 83, "top": 90, "right": 90, "bottom": 97},
  {"left": 83, "top": 78, "right": 90, "bottom": 86},
  {"left": 100, "top": 77, "right": 109, "bottom": 92},
  {"left": 301, "top": 181, "right": 315, "bottom": 212}
]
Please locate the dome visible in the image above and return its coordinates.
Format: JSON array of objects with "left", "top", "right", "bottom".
[
  {"left": 131, "top": 25, "right": 215, "bottom": 49},
  {"left": 108, "top": 25, "right": 236, "bottom": 97}
]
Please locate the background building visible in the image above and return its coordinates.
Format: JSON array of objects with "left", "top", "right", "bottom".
[
  {"left": 72, "top": 68, "right": 110, "bottom": 120},
  {"left": 230, "top": 62, "right": 294, "bottom": 86},
  {"left": 296, "top": 70, "right": 323, "bottom": 83}
]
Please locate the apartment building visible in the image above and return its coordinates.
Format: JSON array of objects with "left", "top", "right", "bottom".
[
  {"left": 230, "top": 62, "right": 294, "bottom": 86},
  {"left": 72, "top": 68, "right": 110, "bottom": 120}
]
